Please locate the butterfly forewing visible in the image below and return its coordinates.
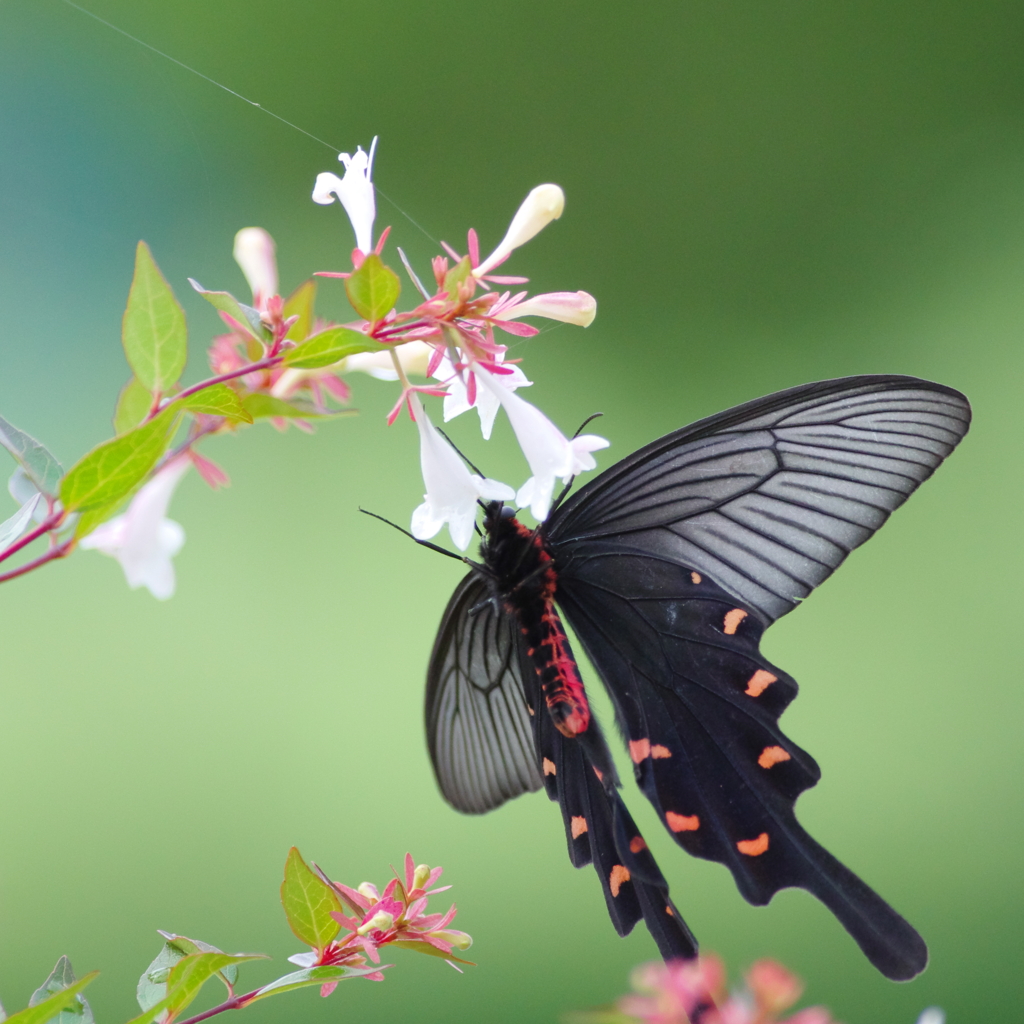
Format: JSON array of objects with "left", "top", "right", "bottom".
[
  {"left": 548, "top": 376, "right": 971, "bottom": 623},
  {"left": 426, "top": 573, "right": 543, "bottom": 814}
]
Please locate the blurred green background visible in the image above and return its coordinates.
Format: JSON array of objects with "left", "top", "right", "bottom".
[{"left": 1, "top": 1, "right": 1022, "bottom": 1021}]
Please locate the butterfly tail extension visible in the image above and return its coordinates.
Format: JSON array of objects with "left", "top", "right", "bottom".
[{"left": 522, "top": 651, "right": 698, "bottom": 960}]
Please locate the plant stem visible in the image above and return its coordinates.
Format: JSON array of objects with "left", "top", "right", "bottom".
[
  {"left": 174, "top": 988, "right": 262, "bottom": 1024},
  {"left": 0, "top": 539, "right": 73, "bottom": 583},
  {"left": 0, "top": 510, "right": 64, "bottom": 565},
  {"left": 147, "top": 357, "right": 284, "bottom": 420}
]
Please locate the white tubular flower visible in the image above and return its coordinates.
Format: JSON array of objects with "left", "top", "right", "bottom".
[
  {"left": 312, "top": 137, "right": 378, "bottom": 253},
  {"left": 232, "top": 227, "right": 278, "bottom": 310},
  {"left": 341, "top": 340, "right": 433, "bottom": 381},
  {"left": 433, "top": 353, "right": 532, "bottom": 440},
  {"left": 493, "top": 290, "right": 597, "bottom": 327},
  {"left": 410, "top": 395, "right": 514, "bottom": 551},
  {"left": 916, "top": 1011, "right": 944, "bottom": 1024},
  {"left": 475, "top": 370, "right": 608, "bottom": 521},
  {"left": 474, "top": 184, "right": 565, "bottom": 277},
  {"left": 80, "top": 458, "right": 190, "bottom": 600}
]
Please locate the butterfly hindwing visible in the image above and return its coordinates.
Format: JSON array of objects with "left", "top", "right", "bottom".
[
  {"left": 426, "top": 573, "right": 543, "bottom": 814},
  {"left": 553, "top": 542, "right": 928, "bottom": 979},
  {"left": 517, "top": 633, "right": 699, "bottom": 960}
]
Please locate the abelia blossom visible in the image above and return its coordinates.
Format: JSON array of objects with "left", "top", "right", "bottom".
[
  {"left": 433, "top": 351, "right": 532, "bottom": 440},
  {"left": 312, "top": 137, "right": 378, "bottom": 254},
  {"left": 233, "top": 227, "right": 278, "bottom": 313},
  {"left": 614, "top": 956, "right": 839, "bottom": 1024},
  {"left": 474, "top": 183, "right": 565, "bottom": 278},
  {"left": 410, "top": 395, "right": 514, "bottom": 550},
  {"left": 491, "top": 289, "right": 597, "bottom": 327},
  {"left": 475, "top": 368, "right": 608, "bottom": 520},
  {"left": 79, "top": 457, "right": 190, "bottom": 600}
]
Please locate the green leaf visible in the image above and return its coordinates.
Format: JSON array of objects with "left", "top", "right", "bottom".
[
  {"left": 113, "top": 378, "right": 154, "bottom": 435},
  {"left": 240, "top": 395, "right": 350, "bottom": 421},
  {"left": 28, "top": 957, "right": 93, "bottom": 1024},
  {"left": 188, "top": 279, "right": 267, "bottom": 342},
  {"left": 283, "top": 279, "right": 317, "bottom": 341},
  {"left": 0, "top": 415, "right": 63, "bottom": 496},
  {"left": 122, "top": 242, "right": 187, "bottom": 394},
  {"left": 3, "top": 974, "right": 98, "bottom": 1024},
  {"left": 442, "top": 256, "right": 472, "bottom": 300},
  {"left": 178, "top": 384, "right": 253, "bottom": 424},
  {"left": 60, "top": 407, "right": 178, "bottom": 513},
  {"left": 247, "top": 963, "right": 386, "bottom": 1003},
  {"left": 280, "top": 847, "right": 342, "bottom": 949},
  {"left": 156, "top": 933, "right": 239, "bottom": 991},
  {"left": 344, "top": 253, "right": 400, "bottom": 323},
  {"left": 283, "top": 327, "right": 379, "bottom": 369},
  {"left": 128, "top": 952, "right": 266, "bottom": 1024}
]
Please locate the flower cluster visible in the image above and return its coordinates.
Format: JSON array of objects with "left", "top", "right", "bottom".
[
  {"left": 0, "top": 136, "right": 605, "bottom": 596},
  {"left": 287, "top": 853, "right": 472, "bottom": 997},
  {"left": 312, "top": 137, "right": 607, "bottom": 546},
  {"left": 586, "top": 956, "right": 945, "bottom": 1024}
]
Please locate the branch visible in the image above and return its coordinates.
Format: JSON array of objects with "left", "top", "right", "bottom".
[
  {"left": 0, "top": 510, "right": 64, "bottom": 566},
  {"left": 0, "top": 539, "right": 73, "bottom": 583},
  {"left": 174, "top": 988, "right": 262, "bottom": 1024},
  {"left": 150, "top": 356, "right": 285, "bottom": 418}
]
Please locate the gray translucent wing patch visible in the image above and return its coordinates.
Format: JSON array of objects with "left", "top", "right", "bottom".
[
  {"left": 548, "top": 376, "right": 971, "bottom": 623},
  {"left": 426, "top": 573, "right": 543, "bottom": 814}
]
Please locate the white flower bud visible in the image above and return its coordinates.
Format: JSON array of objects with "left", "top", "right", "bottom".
[
  {"left": 474, "top": 184, "right": 565, "bottom": 277},
  {"left": 232, "top": 228, "right": 278, "bottom": 308}
]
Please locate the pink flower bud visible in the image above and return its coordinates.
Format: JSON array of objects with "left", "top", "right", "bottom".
[
  {"left": 232, "top": 227, "right": 278, "bottom": 309},
  {"left": 474, "top": 184, "right": 565, "bottom": 277},
  {"left": 746, "top": 959, "right": 803, "bottom": 1015},
  {"left": 493, "top": 290, "right": 597, "bottom": 327}
]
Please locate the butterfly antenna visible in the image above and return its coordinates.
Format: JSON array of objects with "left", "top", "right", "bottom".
[
  {"left": 573, "top": 411, "right": 603, "bottom": 438},
  {"left": 359, "top": 508, "right": 483, "bottom": 569},
  {"left": 435, "top": 426, "right": 487, "bottom": 477}
]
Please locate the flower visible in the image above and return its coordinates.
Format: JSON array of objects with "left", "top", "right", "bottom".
[
  {"left": 312, "top": 137, "right": 378, "bottom": 254},
  {"left": 474, "top": 184, "right": 565, "bottom": 277},
  {"left": 341, "top": 340, "right": 433, "bottom": 381},
  {"left": 233, "top": 227, "right": 278, "bottom": 312},
  {"left": 409, "top": 395, "right": 514, "bottom": 550},
  {"left": 79, "top": 457, "right": 190, "bottom": 599},
  {"left": 433, "top": 351, "right": 532, "bottom": 440},
  {"left": 491, "top": 289, "right": 597, "bottom": 327},
  {"left": 608, "top": 956, "right": 838, "bottom": 1024},
  {"left": 475, "top": 369, "right": 608, "bottom": 520}
]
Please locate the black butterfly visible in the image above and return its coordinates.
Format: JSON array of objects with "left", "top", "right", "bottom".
[{"left": 422, "top": 375, "right": 970, "bottom": 980}]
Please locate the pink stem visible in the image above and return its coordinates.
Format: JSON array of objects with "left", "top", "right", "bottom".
[
  {"left": 0, "top": 510, "right": 64, "bottom": 566},
  {"left": 147, "top": 357, "right": 284, "bottom": 420},
  {"left": 0, "top": 539, "right": 73, "bottom": 583},
  {"left": 174, "top": 988, "right": 263, "bottom": 1024}
]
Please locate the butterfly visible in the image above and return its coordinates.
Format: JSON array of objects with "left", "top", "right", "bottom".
[{"left": 422, "top": 375, "right": 970, "bottom": 980}]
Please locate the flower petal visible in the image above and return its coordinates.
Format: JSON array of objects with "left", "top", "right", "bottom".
[
  {"left": 233, "top": 227, "right": 278, "bottom": 308},
  {"left": 475, "top": 184, "right": 565, "bottom": 277}
]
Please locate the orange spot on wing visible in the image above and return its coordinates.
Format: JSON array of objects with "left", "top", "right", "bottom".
[
  {"left": 665, "top": 905, "right": 674, "bottom": 916},
  {"left": 745, "top": 670, "right": 777, "bottom": 697},
  {"left": 651, "top": 744, "right": 672, "bottom": 759},
  {"left": 723, "top": 609, "right": 748, "bottom": 635},
  {"left": 691, "top": 571, "right": 702, "bottom": 584},
  {"left": 593, "top": 767, "right": 604, "bottom": 782},
  {"left": 609, "top": 864, "right": 631, "bottom": 897},
  {"left": 666, "top": 812, "right": 700, "bottom": 832},
  {"left": 758, "top": 746, "right": 791, "bottom": 769},
  {"left": 629, "top": 836, "right": 647, "bottom": 853},
  {"left": 526, "top": 704, "right": 535, "bottom": 716},
  {"left": 629, "top": 738, "right": 652, "bottom": 763},
  {"left": 571, "top": 816, "right": 588, "bottom": 838},
  {"left": 737, "top": 833, "right": 770, "bottom": 856},
  {"left": 543, "top": 758, "right": 556, "bottom": 776}
]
